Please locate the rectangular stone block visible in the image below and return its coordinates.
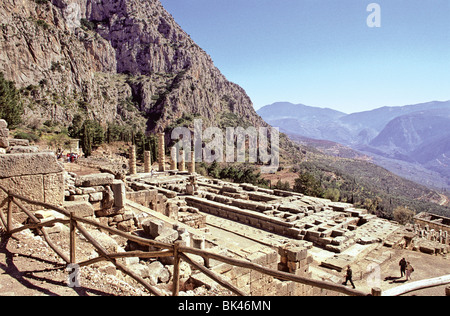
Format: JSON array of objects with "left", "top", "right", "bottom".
[
  {"left": 117, "top": 219, "right": 134, "bottom": 232},
  {"left": 142, "top": 218, "right": 164, "bottom": 237},
  {"left": 0, "top": 153, "right": 63, "bottom": 178},
  {"left": 246, "top": 252, "right": 266, "bottom": 266},
  {"left": 286, "top": 247, "right": 308, "bottom": 262},
  {"left": 89, "top": 192, "right": 103, "bottom": 202},
  {"left": 43, "top": 172, "right": 64, "bottom": 206},
  {"left": 111, "top": 180, "right": 126, "bottom": 208},
  {"left": 236, "top": 272, "right": 250, "bottom": 289},
  {"left": 213, "top": 264, "right": 233, "bottom": 275},
  {"left": 64, "top": 201, "right": 95, "bottom": 218},
  {"left": 69, "top": 194, "right": 89, "bottom": 202},
  {"left": 0, "top": 128, "right": 9, "bottom": 138},
  {"left": 0, "top": 174, "right": 45, "bottom": 211},
  {"left": 75, "top": 173, "right": 114, "bottom": 187},
  {"left": 8, "top": 139, "right": 29, "bottom": 146},
  {"left": 155, "top": 228, "right": 179, "bottom": 244}
]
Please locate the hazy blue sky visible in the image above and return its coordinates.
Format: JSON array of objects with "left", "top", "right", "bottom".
[{"left": 160, "top": 0, "right": 450, "bottom": 113}]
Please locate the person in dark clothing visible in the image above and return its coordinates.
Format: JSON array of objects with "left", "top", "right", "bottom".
[
  {"left": 343, "top": 265, "right": 355, "bottom": 289},
  {"left": 399, "top": 258, "right": 407, "bottom": 277}
]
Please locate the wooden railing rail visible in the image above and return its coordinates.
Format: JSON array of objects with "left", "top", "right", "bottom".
[{"left": 0, "top": 184, "right": 371, "bottom": 296}]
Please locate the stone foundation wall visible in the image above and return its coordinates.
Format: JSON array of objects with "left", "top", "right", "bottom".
[
  {"left": 204, "top": 244, "right": 341, "bottom": 296},
  {"left": 64, "top": 172, "right": 136, "bottom": 232},
  {"left": 185, "top": 196, "right": 300, "bottom": 239},
  {"left": 126, "top": 189, "right": 179, "bottom": 220},
  {"left": 0, "top": 153, "right": 64, "bottom": 218},
  {"left": 414, "top": 212, "right": 450, "bottom": 245}
]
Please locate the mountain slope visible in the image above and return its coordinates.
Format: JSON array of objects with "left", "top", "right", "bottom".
[
  {"left": 258, "top": 101, "right": 450, "bottom": 145},
  {"left": 258, "top": 102, "right": 352, "bottom": 144},
  {"left": 257, "top": 102, "right": 346, "bottom": 121},
  {"left": 2, "top": 1, "right": 449, "bottom": 218},
  {"left": 365, "top": 110, "right": 450, "bottom": 182},
  {"left": 258, "top": 101, "right": 450, "bottom": 189},
  {"left": 368, "top": 111, "right": 450, "bottom": 157},
  {"left": 0, "top": 0, "right": 265, "bottom": 132},
  {"left": 339, "top": 101, "right": 450, "bottom": 139}
]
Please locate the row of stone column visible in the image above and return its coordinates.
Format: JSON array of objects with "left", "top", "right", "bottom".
[
  {"left": 128, "top": 132, "right": 195, "bottom": 175},
  {"left": 170, "top": 148, "right": 195, "bottom": 173},
  {"left": 413, "top": 224, "right": 449, "bottom": 245}
]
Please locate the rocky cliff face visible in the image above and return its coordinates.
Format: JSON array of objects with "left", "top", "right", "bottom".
[{"left": 0, "top": 0, "right": 264, "bottom": 132}]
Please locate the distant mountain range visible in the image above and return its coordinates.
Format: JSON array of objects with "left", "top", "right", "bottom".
[{"left": 257, "top": 101, "right": 450, "bottom": 189}]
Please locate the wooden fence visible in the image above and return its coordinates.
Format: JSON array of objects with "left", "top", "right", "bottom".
[{"left": 3, "top": 183, "right": 427, "bottom": 297}]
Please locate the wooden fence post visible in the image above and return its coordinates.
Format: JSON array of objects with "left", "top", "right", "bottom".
[
  {"left": 7, "top": 197, "right": 12, "bottom": 233},
  {"left": 180, "top": 253, "right": 246, "bottom": 296},
  {"left": 172, "top": 241, "right": 182, "bottom": 296},
  {"left": 372, "top": 287, "right": 382, "bottom": 296},
  {"left": 446, "top": 286, "right": 450, "bottom": 296},
  {"left": 70, "top": 211, "right": 76, "bottom": 264}
]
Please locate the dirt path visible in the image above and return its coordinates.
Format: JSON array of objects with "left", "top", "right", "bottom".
[
  {"left": 353, "top": 248, "right": 449, "bottom": 296},
  {"left": 0, "top": 229, "right": 148, "bottom": 296},
  {"left": 63, "top": 162, "right": 101, "bottom": 176}
]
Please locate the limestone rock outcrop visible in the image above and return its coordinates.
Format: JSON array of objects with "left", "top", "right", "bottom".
[{"left": 0, "top": 0, "right": 265, "bottom": 132}]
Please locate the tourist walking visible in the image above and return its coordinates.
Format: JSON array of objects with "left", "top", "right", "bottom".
[
  {"left": 399, "top": 258, "right": 407, "bottom": 278},
  {"left": 343, "top": 265, "right": 356, "bottom": 289},
  {"left": 405, "top": 262, "right": 414, "bottom": 281}
]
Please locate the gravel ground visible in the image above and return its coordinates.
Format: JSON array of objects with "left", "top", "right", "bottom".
[
  {"left": 0, "top": 227, "right": 150, "bottom": 296},
  {"left": 0, "top": 224, "right": 231, "bottom": 297}
]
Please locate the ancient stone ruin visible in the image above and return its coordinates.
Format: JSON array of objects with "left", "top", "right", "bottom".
[{"left": 0, "top": 127, "right": 448, "bottom": 296}]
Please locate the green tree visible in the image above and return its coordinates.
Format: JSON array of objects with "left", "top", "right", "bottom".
[
  {"left": 81, "top": 122, "right": 93, "bottom": 157},
  {"left": 0, "top": 72, "right": 23, "bottom": 127},
  {"left": 293, "top": 172, "right": 324, "bottom": 197},
  {"left": 393, "top": 206, "right": 415, "bottom": 225},
  {"left": 69, "top": 116, "right": 104, "bottom": 157},
  {"left": 324, "top": 188, "right": 340, "bottom": 202},
  {"left": 68, "top": 114, "right": 84, "bottom": 138},
  {"left": 106, "top": 123, "right": 135, "bottom": 143},
  {"left": 273, "top": 179, "right": 291, "bottom": 191},
  {"left": 207, "top": 161, "right": 220, "bottom": 179}
]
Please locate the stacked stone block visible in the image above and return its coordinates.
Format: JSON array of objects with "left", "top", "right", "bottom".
[
  {"left": 126, "top": 187, "right": 179, "bottom": 220},
  {"left": 208, "top": 243, "right": 334, "bottom": 296},
  {"left": 177, "top": 207, "right": 206, "bottom": 229},
  {"left": 211, "top": 245, "right": 278, "bottom": 296},
  {"left": 414, "top": 212, "right": 450, "bottom": 246},
  {"left": 278, "top": 244, "right": 312, "bottom": 278},
  {"left": 0, "top": 153, "right": 64, "bottom": 218},
  {"left": 178, "top": 149, "right": 185, "bottom": 172},
  {"left": 158, "top": 133, "right": 165, "bottom": 172},
  {"left": 64, "top": 172, "right": 135, "bottom": 232},
  {"left": 129, "top": 145, "right": 137, "bottom": 175},
  {"left": 65, "top": 173, "right": 115, "bottom": 205},
  {"left": 144, "top": 151, "right": 152, "bottom": 173},
  {"left": 170, "top": 147, "right": 177, "bottom": 171},
  {"left": 185, "top": 196, "right": 301, "bottom": 239},
  {"left": 0, "top": 119, "right": 9, "bottom": 151},
  {"left": 188, "top": 150, "right": 195, "bottom": 174}
]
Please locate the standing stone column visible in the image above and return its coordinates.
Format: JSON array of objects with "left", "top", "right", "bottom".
[
  {"left": 158, "top": 133, "right": 165, "bottom": 172},
  {"left": 188, "top": 150, "right": 195, "bottom": 174},
  {"left": 170, "top": 147, "right": 177, "bottom": 171},
  {"left": 111, "top": 180, "right": 126, "bottom": 208},
  {"left": 144, "top": 151, "right": 151, "bottom": 173},
  {"left": 129, "top": 145, "right": 137, "bottom": 175},
  {"left": 0, "top": 119, "right": 9, "bottom": 150},
  {"left": 178, "top": 149, "right": 186, "bottom": 172}
]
